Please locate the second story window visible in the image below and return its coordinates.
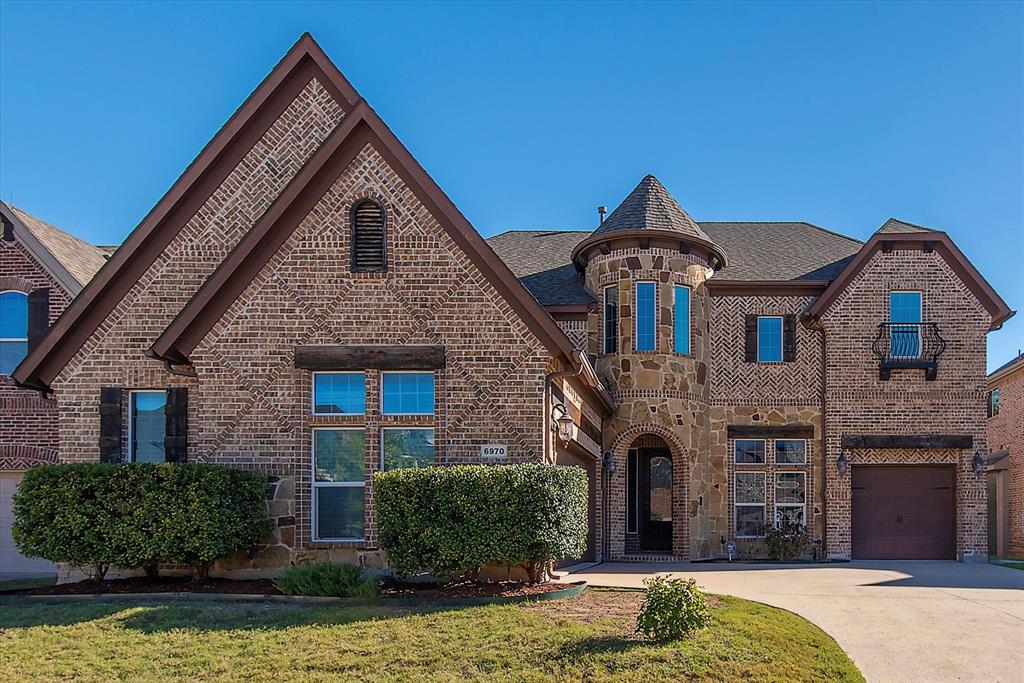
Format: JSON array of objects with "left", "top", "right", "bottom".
[
  {"left": 889, "top": 291, "right": 922, "bottom": 358},
  {"left": 673, "top": 285, "right": 690, "bottom": 355},
  {"left": 0, "top": 290, "right": 28, "bottom": 376},
  {"left": 603, "top": 285, "right": 618, "bottom": 354},
  {"left": 988, "top": 387, "right": 1000, "bottom": 418},
  {"left": 351, "top": 200, "right": 386, "bottom": 272},
  {"left": 757, "top": 316, "right": 783, "bottom": 363},
  {"left": 381, "top": 372, "right": 434, "bottom": 415},
  {"left": 635, "top": 282, "right": 656, "bottom": 352},
  {"left": 313, "top": 372, "right": 366, "bottom": 415},
  {"left": 129, "top": 390, "right": 167, "bottom": 463}
]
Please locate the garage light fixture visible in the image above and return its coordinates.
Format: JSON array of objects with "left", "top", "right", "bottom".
[
  {"left": 971, "top": 451, "right": 985, "bottom": 476},
  {"left": 836, "top": 450, "right": 850, "bottom": 477}
]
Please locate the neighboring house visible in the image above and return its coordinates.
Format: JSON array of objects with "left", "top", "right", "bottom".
[
  {"left": 1, "top": 201, "right": 110, "bottom": 576},
  {"left": 986, "top": 352, "right": 1024, "bottom": 558},
  {"left": 11, "top": 35, "right": 1014, "bottom": 572}
]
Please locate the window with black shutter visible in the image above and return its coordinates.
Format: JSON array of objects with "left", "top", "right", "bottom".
[
  {"left": 27, "top": 287, "right": 51, "bottom": 354},
  {"left": 744, "top": 315, "right": 757, "bottom": 362},
  {"left": 165, "top": 387, "right": 188, "bottom": 462},
  {"left": 99, "top": 387, "right": 123, "bottom": 463},
  {"left": 350, "top": 200, "right": 386, "bottom": 272},
  {"left": 783, "top": 314, "right": 797, "bottom": 362}
]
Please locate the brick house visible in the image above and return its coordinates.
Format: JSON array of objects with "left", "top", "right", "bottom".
[
  {"left": 1, "top": 201, "right": 110, "bottom": 575},
  {"left": 986, "top": 353, "right": 1024, "bottom": 558},
  {"left": 11, "top": 35, "right": 1013, "bottom": 572}
]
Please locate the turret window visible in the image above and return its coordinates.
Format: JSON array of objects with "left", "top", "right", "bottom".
[
  {"left": 635, "top": 282, "right": 656, "bottom": 352},
  {"left": 673, "top": 285, "right": 690, "bottom": 355},
  {"left": 350, "top": 200, "right": 386, "bottom": 272}
]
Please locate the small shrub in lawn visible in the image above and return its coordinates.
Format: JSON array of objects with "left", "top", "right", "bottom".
[
  {"left": 761, "top": 518, "right": 811, "bottom": 561},
  {"left": 275, "top": 561, "right": 381, "bottom": 597},
  {"left": 635, "top": 577, "right": 711, "bottom": 641}
]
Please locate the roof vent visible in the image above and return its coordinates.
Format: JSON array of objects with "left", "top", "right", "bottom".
[{"left": 598, "top": 205, "right": 607, "bottom": 223}]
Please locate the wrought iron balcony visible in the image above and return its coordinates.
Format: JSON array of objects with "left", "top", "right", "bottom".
[{"left": 872, "top": 322, "right": 946, "bottom": 381}]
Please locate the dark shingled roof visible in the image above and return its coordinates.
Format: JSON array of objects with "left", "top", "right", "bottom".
[
  {"left": 591, "top": 175, "right": 718, "bottom": 247},
  {"left": 488, "top": 222, "right": 863, "bottom": 306},
  {"left": 876, "top": 218, "right": 940, "bottom": 234},
  {"left": 989, "top": 352, "right": 1024, "bottom": 379}
]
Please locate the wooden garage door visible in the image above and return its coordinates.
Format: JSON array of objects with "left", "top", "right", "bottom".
[{"left": 852, "top": 466, "right": 955, "bottom": 560}]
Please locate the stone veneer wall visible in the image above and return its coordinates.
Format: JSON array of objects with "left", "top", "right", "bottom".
[
  {"left": 0, "top": 238, "right": 72, "bottom": 471},
  {"left": 50, "top": 79, "right": 558, "bottom": 571},
  {"left": 708, "top": 295, "right": 824, "bottom": 558},
  {"left": 820, "top": 248, "right": 990, "bottom": 560},
  {"left": 987, "top": 364, "right": 1024, "bottom": 556},
  {"left": 586, "top": 247, "right": 712, "bottom": 559}
]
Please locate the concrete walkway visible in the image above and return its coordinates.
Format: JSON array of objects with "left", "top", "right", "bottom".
[{"left": 557, "top": 561, "right": 1024, "bottom": 683}]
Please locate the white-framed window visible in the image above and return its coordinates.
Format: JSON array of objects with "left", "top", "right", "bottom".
[
  {"left": 635, "top": 281, "right": 656, "bottom": 352},
  {"left": 128, "top": 390, "right": 167, "bottom": 463},
  {"left": 774, "top": 439, "right": 807, "bottom": 465},
  {"left": 734, "top": 439, "right": 766, "bottom": 464},
  {"left": 381, "top": 371, "right": 434, "bottom": 415},
  {"left": 774, "top": 472, "right": 806, "bottom": 528},
  {"left": 889, "top": 291, "right": 922, "bottom": 359},
  {"left": 312, "top": 372, "right": 366, "bottom": 415},
  {"left": 757, "top": 316, "right": 783, "bottom": 362},
  {"left": 381, "top": 427, "right": 435, "bottom": 471},
  {"left": 0, "top": 290, "right": 28, "bottom": 376},
  {"left": 312, "top": 427, "right": 365, "bottom": 542},
  {"left": 735, "top": 471, "right": 766, "bottom": 537},
  {"left": 603, "top": 285, "right": 618, "bottom": 354},
  {"left": 673, "top": 285, "right": 690, "bottom": 355}
]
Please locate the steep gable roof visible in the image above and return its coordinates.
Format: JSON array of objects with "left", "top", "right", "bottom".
[
  {"left": 1, "top": 202, "right": 108, "bottom": 294},
  {"left": 15, "top": 34, "right": 590, "bottom": 401}
]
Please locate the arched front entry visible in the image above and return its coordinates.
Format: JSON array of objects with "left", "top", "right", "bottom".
[{"left": 626, "top": 434, "right": 674, "bottom": 553}]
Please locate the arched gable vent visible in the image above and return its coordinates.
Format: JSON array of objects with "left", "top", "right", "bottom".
[{"left": 350, "top": 200, "right": 387, "bottom": 272}]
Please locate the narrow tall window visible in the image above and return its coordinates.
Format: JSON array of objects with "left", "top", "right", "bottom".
[
  {"left": 603, "top": 285, "right": 618, "bottom": 354},
  {"left": 673, "top": 285, "right": 690, "bottom": 355},
  {"left": 735, "top": 471, "right": 766, "bottom": 537},
  {"left": 889, "top": 291, "right": 922, "bottom": 358},
  {"left": 988, "top": 388, "right": 1000, "bottom": 418},
  {"left": 635, "top": 282, "right": 656, "bottom": 352},
  {"left": 351, "top": 200, "right": 386, "bottom": 272},
  {"left": 757, "top": 316, "right": 783, "bottom": 362},
  {"left": 312, "top": 428, "right": 365, "bottom": 541},
  {"left": 129, "top": 390, "right": 166, "bottom": 463},
  {"left": 0, "top": 291, "right": 28, "bottom": 375}
]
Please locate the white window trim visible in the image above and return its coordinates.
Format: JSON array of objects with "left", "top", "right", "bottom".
[
  {"left": 603, "top": 284, "right": 618, "bottom": 355},
  {"left": 673, "top": 284, "right": 690, "bottom": 355},
  {"left": 311, "top": 371, "right": 366, "bottom": 416},
  {"left": 734, "top": 438, "right": 767, "bottom": 465},
  {"left": 774, "top": 471, "right": 807, "bottom": 527},
  {"left": 311, "top": 426, "right": 366, "bottom": 543},
  {"left": 773, "top": 439, "right": 807, "bottom": 465},
  {"left": 380, "top": 426, "right": 436, "bottom": 471},
  {"left": 734, "top": 470, "right": 766, "bottom": 539},
  {"left": 380, "top": 370, "right": 435, "bottom": 416},
  {"left": 127, "top": 389, "right": 166, "bottom": 463},
  {"left": 0, "top": 290, "right": 29, "bottom": 376},
  {"left": 634, "top": 281, "right": 657, "bottom": 352},
  {"left": 756, "top": 315, "right": 784, "bottom": 363}
]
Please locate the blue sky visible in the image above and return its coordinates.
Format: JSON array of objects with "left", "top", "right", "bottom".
[{"left": 1, "top": 1, "right": 1021, "bottom": 370}]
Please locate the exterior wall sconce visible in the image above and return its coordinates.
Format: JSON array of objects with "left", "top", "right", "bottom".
[
  {"left": 836, "top": 450, "right": 850, "bottom": 477},
  {"left": 551, "top": 403, "right": 574, "bottom": 447},
  {"left": 972, "top": 451, "right": 985, "bottom": 476}
]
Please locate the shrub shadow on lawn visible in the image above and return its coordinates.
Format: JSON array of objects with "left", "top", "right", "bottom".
[
  {"left": 557, "top": 634, "right": 652, "bottom": 659},
  {"left": 0, "top": 602, "right": 130, "bottom": 628}
]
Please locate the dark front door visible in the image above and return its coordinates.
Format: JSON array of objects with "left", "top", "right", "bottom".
[
  {"left": 852, "top": 465, "right": 955, "bottom": 560},
  {"left": 639, "top": 450, "right": 673, "bottom": 552}
]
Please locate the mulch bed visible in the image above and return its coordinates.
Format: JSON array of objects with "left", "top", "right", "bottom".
[{"left": 2, "top": 576, "right": 574, "bottom": 600}]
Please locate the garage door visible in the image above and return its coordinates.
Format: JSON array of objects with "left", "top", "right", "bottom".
[
  {"left": 1, "top": 472, "right": 56, "bottom": 578},
  {"left": 852, "top": 466, "right": 955, "bottom": 560}
]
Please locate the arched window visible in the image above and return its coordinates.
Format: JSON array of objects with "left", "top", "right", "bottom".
[
  {"left": 0, "top": 290, "right": 28, "bottom": 376},
  {"left": 350, "top": 200, "right": 386, "bottom": 272}
]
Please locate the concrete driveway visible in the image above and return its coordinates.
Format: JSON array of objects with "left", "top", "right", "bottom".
[{"left": 558, "top": 561, "right": 1024, "bottom": 683}]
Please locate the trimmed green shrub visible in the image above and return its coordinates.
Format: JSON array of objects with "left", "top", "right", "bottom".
[
  {"left": 11, "top": 463, "right": 272, "bottom": 580},
  {"left": 275, "top": 561, "right": 381, "bottom": 597},
  {"left": 635, "top": 577, "right": 711, "bottom": 641},
  {"left": 375, "top": 463, "right": 588, "bottom": 583}
]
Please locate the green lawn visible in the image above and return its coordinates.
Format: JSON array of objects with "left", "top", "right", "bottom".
[
  {"left": 995, "top": 561, "right": 1024, "bottom": 571},
  {"left": 0, "top": 589, "right": 862, "bottom": 682}
]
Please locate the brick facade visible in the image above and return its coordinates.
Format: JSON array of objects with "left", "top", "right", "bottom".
[
  {"left": 987, "top": 359, "right": 1024, "bottom": 556},
  {"left": 0, "top": 239, "right": 71, "bottom": 471}
]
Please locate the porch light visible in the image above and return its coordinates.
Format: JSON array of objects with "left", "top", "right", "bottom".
[
  {"left": 972, "top": 451, "right": 985, "bottom": 476},
  {"left": 552, "top": 403, "right": 574, "bottom": 446},
  {"left": 836, "top": 450, "right": 850, "bottom": 477}
]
